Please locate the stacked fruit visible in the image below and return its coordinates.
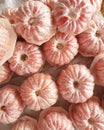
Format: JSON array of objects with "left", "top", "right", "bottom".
[{"left": 0, "top": 0, "right": 104, "bottom": 130}]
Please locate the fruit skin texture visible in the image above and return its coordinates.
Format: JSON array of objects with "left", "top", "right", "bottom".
[
  {"left": 38, "top": 106, "right": 74, "bottom": 130},
  {"left": 11, "top": 116, "right": 37, "bottom": 130},
  {"left": 0, "top": 62, "right": 13, "bottom": 85},
  {"left": 88, "top": 0, "right": 102, "bottom": 15},
  {"left": 90, "top": 53, "right": 104, "bottom": 86},
  {"left": 15, "top": 0, "right": 56, "bottom": 45},
  {"left": 8, "top": 41, "right": 44, "bottom": 76},
  {"left": 52, "top": 0, "right": 93, "bottom": 35},
  {"left": 43, "top": 32, "right": 79, "bottom": 66},
  {"left": 20, "top": 73, "right": 58, "bottom": 111},
  {"left": 77, "top": 16, "right": 104, "bottom": 57},
  {"left": 57, "top": 64, "right": 94, "bottom": 103},
  {"left": 2, "top": 7, "right": 17, "bottom": 25},
  {"left": 0, "top": 18, "right": 17, "bottom": 66},
  {"left": 69, "top": 97, "right": 104, "bottom": 130},
  {"left": 38, "top": 0, "right": 57, "bottom": 9},
  {"left": 0, "top": 84, "right": 23, "bottom": 124}
]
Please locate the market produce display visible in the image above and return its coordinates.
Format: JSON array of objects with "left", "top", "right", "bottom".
[{"left": 0, "top": 0, "right": 104, "bottom": 130}]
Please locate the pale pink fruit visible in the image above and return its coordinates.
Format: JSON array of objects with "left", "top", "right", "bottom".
[
  {"left": 2, "top": 7, "right": 19, "bottom": 36},
  {"left": 8, "top": 41, "right": 44, "bottom": 76},
  {"left": 69, "top": 97, "right": 104, "bottom": 130},
  {"left": 20, "top": 73, "right": 58, "bottom": 111},
  {"left": 43, "top": 32, "right": 79, "bottom": 66},
  {"left": 38, "top": 107, "right": 74, "bottom": 130},
  {"left": 0, "top": 18, "right": 17, "bottom": 66},
  {"left": 12, "top": 116, "right": 37, "bottom": 130},
  {"left": 0, "top": 62, "right": 13, "bottom": 85},
  {"left": 90, "top": 53, "right": 104, "bottom": 86},
  {"left": 57, "top": 64, "right": 94, "bottom": 103},
  {"left": 88, "top": 0, "right": 102, "bottom": 15},
  {"left": 38, "top": 0, "right": 57, "bottom": 9},
  {"left": 15, "top": 0, "right": 56, "bottom": 45},
  {"left": 92, "top": 12, "right": 104, "bottom": 21},
  {"left": 77, "top": 16, "right": 104, "bottom": 57},
  {"left": 0, "top": 84, "right": 23, "bottom": 124},
  {"left": 2, "top": 7, "right": 17, "bottom": 25},
  {"left": 52, "top": 0, "right": 93, "bottom": 35}
]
